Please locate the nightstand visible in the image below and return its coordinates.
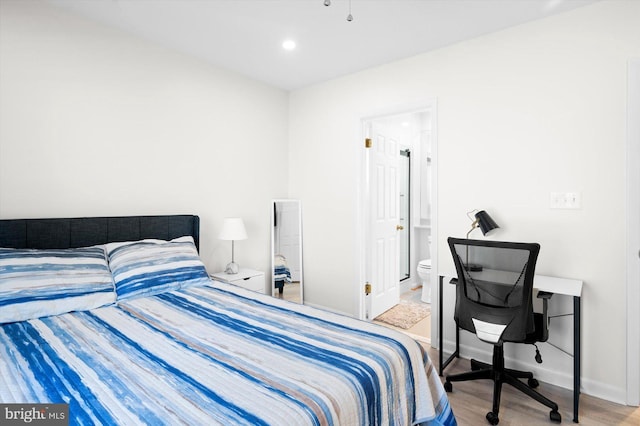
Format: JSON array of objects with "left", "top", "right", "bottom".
[{"left": 210, "top": 268, "right": 265, "bottom": 294}]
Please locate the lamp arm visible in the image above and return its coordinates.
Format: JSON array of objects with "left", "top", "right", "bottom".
[
  {"left": 466, "top": 209, "right": 479, "bottom": 221},
  {"left": 466, "top": 218, "right": 479, "bottom": 239}
]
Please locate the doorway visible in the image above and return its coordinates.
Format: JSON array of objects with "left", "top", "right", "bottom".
[
  {"left": 399, "top": 149, "right": 411, "bottom": 282},
  {"left": 359, "top": 104, "right": 437, "bottom": 343}
]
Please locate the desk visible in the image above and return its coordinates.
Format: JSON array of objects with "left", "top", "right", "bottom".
[{"left": 438, "top": 273, "right": 583, "bottom": 423}]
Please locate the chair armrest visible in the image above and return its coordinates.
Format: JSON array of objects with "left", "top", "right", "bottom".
[
  {"left": 449, "top": 278, "right": 458, "bottom": 285},
  {"left": 537, "top": 290, "right": 554, "bottom": 299},
  {"left": 536, "top": 290, "right": 552, "bottom": 315},
  {"left": 536, "top": 291, "right": 552, "bottom": 342}
]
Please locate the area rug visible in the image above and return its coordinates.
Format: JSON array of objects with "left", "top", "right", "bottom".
[{"left": 374, "top": 300, "right": 431, "bottom": 330}]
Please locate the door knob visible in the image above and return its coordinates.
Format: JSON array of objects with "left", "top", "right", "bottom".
[{"left": 396, "top": 225, "right": 404, "bottom": 231}]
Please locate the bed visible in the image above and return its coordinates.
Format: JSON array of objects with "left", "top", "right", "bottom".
[{"left": 0, "top": 215, "right": 455, "bottom": 425}]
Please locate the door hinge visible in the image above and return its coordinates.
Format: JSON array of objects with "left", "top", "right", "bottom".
[
  {"left": 365, "top": 282, "right": 372, "bottom": 295},
  {"left": 365, "top": 138, "right": 372, "bottom": 148}
]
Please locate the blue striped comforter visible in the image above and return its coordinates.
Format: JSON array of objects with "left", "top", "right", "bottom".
[{"left": 0, "top": 281, "right": 455, "bottom": 425}]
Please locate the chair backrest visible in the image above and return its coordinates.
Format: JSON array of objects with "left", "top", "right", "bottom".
[{"left": 447, "top": 237, "right": 540, "bottom": 344}]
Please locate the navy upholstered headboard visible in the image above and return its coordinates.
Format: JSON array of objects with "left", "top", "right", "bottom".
[{"left": 0, "top": 215, "right": 200, "bottom": 251}]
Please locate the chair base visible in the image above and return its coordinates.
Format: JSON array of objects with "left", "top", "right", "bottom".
[
  {"left": 470, "top": 358, "right": 540, "bottom": 388},
  {"left": 444, "top": 345, "right": 561, "bottom": 425}
]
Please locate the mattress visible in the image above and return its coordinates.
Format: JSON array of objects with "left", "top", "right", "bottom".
[{"left": 0, "top": 281, "right": 455, "bottom": 425}]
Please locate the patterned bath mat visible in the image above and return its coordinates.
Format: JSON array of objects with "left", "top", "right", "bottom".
[{"left": 374, "top": 300, "right": 431, "bottom": 329}]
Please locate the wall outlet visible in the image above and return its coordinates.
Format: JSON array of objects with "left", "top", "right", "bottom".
[{"left": 550, "top": 192, "right": 581, "bottom": 209}]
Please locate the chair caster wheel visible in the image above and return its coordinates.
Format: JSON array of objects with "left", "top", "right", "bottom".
[
  {"left": 550, "top": 410, "right": 561, "bottom": 423},
  {"left": 486, "top": 411, "right": 499, "bottom": 425},
  {"left": 444, "top": 381, "right": 452, "bottom": 392},
  {"left": 528, "top": 378, "right": 539, "bottom": 388}
]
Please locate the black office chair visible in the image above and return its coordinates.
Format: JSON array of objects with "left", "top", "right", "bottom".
[{"left": 444, "top": 238, "right": 561, "bottom": 425}]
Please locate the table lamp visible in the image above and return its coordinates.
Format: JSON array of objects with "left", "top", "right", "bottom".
[
  {"left": 466, "top": 209, "right": 499, "bottom": 238},
  {"left": 465, "top": 209, "right": 499, "bottom": 271},
  {"left": 219, "top": 217, "right": 248, "bottom": 274}
]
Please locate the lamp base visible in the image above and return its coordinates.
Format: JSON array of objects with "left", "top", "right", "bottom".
[
  {"left": 224, "top": 262, "right": 239, "bottom": 274},
  {"left": 464, "top": 264, "right": 483, "bottom": 272}
]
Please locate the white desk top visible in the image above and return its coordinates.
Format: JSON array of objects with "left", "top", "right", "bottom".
[
  {"left": 442, "top": 271, "right": 583, "bottom": 297},
  {"left": 533, "top": 274, "right": 583, "bottom": 297}
]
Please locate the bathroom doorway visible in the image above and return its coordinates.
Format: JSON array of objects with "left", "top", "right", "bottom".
[
  {"left": 399, "top": 149, "right": 411, "bottom": 282},
  {"left": 360, "top": 104, "right": 437, "bottom": 343}
]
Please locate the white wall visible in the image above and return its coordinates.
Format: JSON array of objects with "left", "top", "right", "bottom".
[
  {"left": 289, "top": 0, "right": 640, "bottom": 402},
  {"left": 0, "top": 0, "right": 289, "bottom": 274}
]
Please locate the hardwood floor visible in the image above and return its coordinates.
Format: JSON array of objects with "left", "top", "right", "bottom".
[
  {"left": 276, "top": 282, "right": 301, "bottom": 303},
  {"left": 424, "top": 345, "right": 640, "bottom": 425}
]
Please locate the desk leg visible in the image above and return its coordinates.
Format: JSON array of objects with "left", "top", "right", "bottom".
[
  {"left": 573, "top": 296, "right": 581, "bottom": 423},
  {"left": 456, "top": 319, "right": 460, "bottom": 355},
  {"left": 438, "top": 275, "right": 460, "bottom": 376},
  {"left": 439, "top": 275, "right": 444, "bottom": 376}
]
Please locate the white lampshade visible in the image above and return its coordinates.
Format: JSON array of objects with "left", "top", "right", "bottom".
[{"left": 218, "top": 218, "right": 248, "bottom": 241}]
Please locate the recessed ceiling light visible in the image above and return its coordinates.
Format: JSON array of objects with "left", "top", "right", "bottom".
[{"left": 282, "top": 40, "right": 296, "bottom": 51}]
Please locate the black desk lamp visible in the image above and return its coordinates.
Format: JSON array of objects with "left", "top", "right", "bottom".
[
  {"left": 467, "top": 209, "right": 499, "bottom": 238},
  {"left": 465, "top": 210, "right": 499, "bottom": 271}
]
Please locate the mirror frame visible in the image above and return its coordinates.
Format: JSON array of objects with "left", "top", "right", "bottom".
[{"left": 271, "top": 199, "right": 303, "bottom": 303}]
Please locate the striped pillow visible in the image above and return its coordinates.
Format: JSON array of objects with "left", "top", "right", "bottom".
[
  {"left": 106, "top": 236, "right": 210, "bottom": 301},
  {"left": 0, "top": 246, "right": 116, "bottom": 323}
]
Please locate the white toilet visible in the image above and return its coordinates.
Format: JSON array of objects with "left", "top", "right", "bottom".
[{"left": 417, "top": 259, "right": 432, "bottom": 303}]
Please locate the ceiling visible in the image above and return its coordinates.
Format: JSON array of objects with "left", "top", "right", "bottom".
[{"left": 45, "top": 0, "right": 599, "bottom": 91}]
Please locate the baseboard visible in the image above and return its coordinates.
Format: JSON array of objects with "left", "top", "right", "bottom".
[
  {"left": 404, "top": 331, "right": 431, "bottom": 346},
  {"left": 580, "top": 377, "right": 627, "bottom": 406},
  {"left": 439, "top": 338, "right": 627, "bottom": 405}
]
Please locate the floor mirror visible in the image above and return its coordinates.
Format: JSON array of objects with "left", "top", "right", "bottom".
[{"left": 271, "top": 200, "right": 303, "bottom": 303}]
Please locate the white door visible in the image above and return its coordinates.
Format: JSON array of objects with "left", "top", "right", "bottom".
[{"left": 367, "top": 122, "right": 401, "bottom": 318}]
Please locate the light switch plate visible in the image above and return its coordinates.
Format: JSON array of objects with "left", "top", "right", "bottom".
[{"left": 550, "top": 192, "right": 581, "bottom": 209}]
